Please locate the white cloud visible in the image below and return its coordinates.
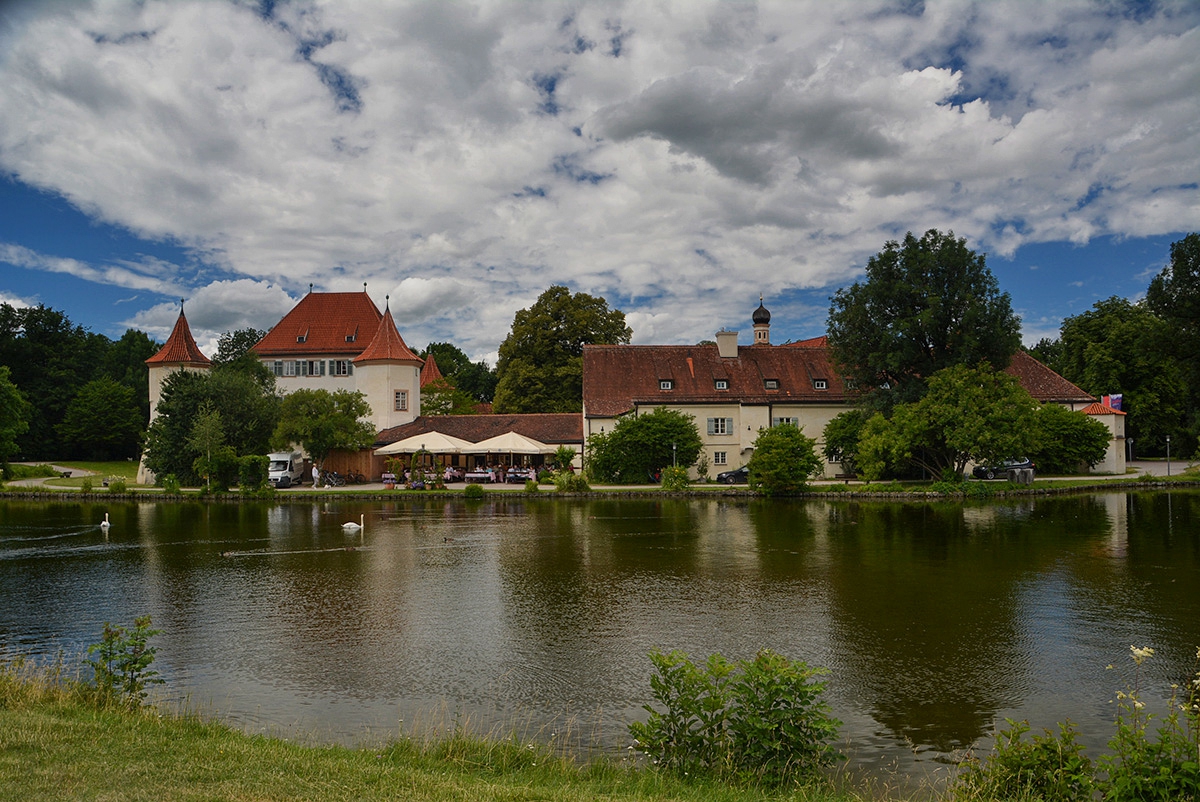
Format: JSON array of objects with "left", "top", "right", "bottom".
[
  {"left": 0, "top": 290, "right": 33, "bottom": 309},
  {"left": 123, "top": 279, "right": 297, "bottom": 355},
  {"left": 0, "top": 0, "right": 1197, "bottom": 348}
]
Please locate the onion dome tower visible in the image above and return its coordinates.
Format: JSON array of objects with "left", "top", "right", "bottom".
[{"left": 752, "top": 296, "right": 771, "bottom": 344}]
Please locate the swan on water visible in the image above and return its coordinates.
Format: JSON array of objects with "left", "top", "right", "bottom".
[
  {"left": 100, "top": 513, "right": 111, "bottom": 531},
  {"left": 342, "top": 514, "right": 364, "bottom": 532}
]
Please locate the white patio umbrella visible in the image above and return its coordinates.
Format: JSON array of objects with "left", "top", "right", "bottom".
[
  {"left": 375, "top": 431, "right": 475, "bottom": 455},
  {"left": 469, "top": 431, "right": 554, "bottom": 455}
]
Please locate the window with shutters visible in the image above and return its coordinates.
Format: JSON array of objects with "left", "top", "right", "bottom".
[{"left": 707, "top": 417, "right": 732, "bottom": 436}]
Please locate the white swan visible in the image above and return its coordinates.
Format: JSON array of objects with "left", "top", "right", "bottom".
[
  {"left": 100, "top": 512, "right": 111, "bottom": 531},
  {"left": 342, "top": 513, "right": 364, "bottom": 533}
]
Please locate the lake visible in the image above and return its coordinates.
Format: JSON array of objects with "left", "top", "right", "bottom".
[{"left": 2, "top": 491, "right": 1198, "bottom": 786}]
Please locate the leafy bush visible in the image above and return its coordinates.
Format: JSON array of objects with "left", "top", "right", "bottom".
[
  {"left": 463, "top": 483, "right": 485, "bottom": 499},
  {"left": 630, "top": 649, "right": 841, "bottom": 786},
  {"left": 79, "top": 477, "right": 93, "bottom": 493},
  {"left": 660, "top": 465, "right": 689, "bottom": 491},
  {"left": 523, "top": 479, "right": 539, "bottom": 493},
  {"left": 955, "top": 719, "right": 1095, "bottom": 801},
  {"left": 107, "top": 477, "right": 128, "bottom": 494},
  {"left": 7, "top": 463, "right": 56, "bottom": 480},
  {"left": 587, "top": 407, "right": 703, "bottom": 484},
  {"left": 160, "top": 474, "right": 181, "bottom": 495},
  {"left": 747, "top": 424, "right": 823, "bottom": 495},
  {"left": 238, "top": 454, "right": 270, "bottom": 494},
  {"left": 85, "top": 616, "right": 163, "bottom": 708},
  {"left": 537, "top": 469, "right": 554, "bottom": 484},
  {"left": 953, "top": 645, "right": 1200, "bottom": 802},
  {"left": 553, "top": 472, "right": 590, "bottom": 493}
]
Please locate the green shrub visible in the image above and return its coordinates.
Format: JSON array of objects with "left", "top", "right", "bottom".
[
  {"left": 7, "top": 463, "right": 56, "bottom": 480},
  {"left": 85, "top": 616, "right": 163, "bottom": 708},
  {"left": 630, "top": 649, "right": 841, "bottom": 787},
  {"left": 107, "top": 477, "right": 127, "bottom": 494},
  {"left": 660, "top": 465, "right": 689, "bottom": 491},
  {"left": 954, "top": 719, "right": 1095, "bottom": 802},
  {"left": 79, "top": 477, "right": 93, "bottom": 494},
  {"left": 160, "top": 474, "right": 181, "bottom": 495},
  {"left": 524, "top": 479, "right": 539, "bottom": 493},
  {"left": 553, "top": 472, "right": 590, "bottom": 493},
  {"left": 537, "top": 469, "right": 554, "bottom": 484},
  {"left": 238, "top": 454, "right": 270, "bottom": 494},
  {"left": 463, "top": 483, "right": 485, "bottom": 499}
]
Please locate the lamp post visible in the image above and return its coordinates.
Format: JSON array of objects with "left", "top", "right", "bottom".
[
  {"left": 672, "top": 442, "right": 677, "bottom": 468},
  {"left": 1166, "top": 435, "right": 1171, "bottom": 477}
]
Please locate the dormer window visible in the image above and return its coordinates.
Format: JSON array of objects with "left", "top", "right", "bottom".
[
  {"left": 345, "top": 334, "right": 356, "bottom": 343},
  {"left": 764, "top": 379, "right": 779, "bottom": 390},
  {"left": 659, "top": 379, "right": 674, "bottom": 391},
  {"left": 814, "top": 379, "right": 828, "bottom": 390},
  {"left": 296, "top": 333, "right": 307, "bottom": 343},
  {"left": 714, "top": 379, "right": 728, "bottom": 390}
]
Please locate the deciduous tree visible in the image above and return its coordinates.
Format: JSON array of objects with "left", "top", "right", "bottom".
[
  {"left": 1028, "top": 404, "right": 1112, "bottom": 474},
  {"left": 494, "top": 285, "right": 631, "bottom": 413},
  {"left": 57, "top": 377, "right": 143, "bottom": 460},
  {"left": 827, "top": 230, "right": 1021, "bottom": 410},
  {"left": 747, "top": 424, "right": 823, "bottom": 495},
  {"left": 272, "top": 388, "right": 375, "bottom": 464},
  {"left": 586, "top": 407, "right": 702, "bottom": 484},
  {"left": 0, "top": 366, "right": 30, "bottom": 478}
]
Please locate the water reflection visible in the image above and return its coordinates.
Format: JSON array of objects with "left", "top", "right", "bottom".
[{"left": 2, "top": 492, "right": 1199, "bottom": 781}]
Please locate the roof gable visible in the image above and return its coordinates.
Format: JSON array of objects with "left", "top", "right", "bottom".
[
  {"left": 420, "top": 352, "right": 447, "bottom": 387},
  {"left": 146, "top": 309, "right": 210, "bottom": 367},
  {"left": 252, "top": 292, "right": 382, "bottom": 357},
  {"left": 1004, "top": 351, "right": 1094, "bottom": 404}
]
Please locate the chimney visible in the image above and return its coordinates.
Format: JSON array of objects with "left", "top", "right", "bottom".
[{"left": 716, "top": 329, "right": 739, "bottom": 358}]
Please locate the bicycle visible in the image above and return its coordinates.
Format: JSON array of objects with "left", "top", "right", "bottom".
[
  {"left": 320, "top": 470, "right": 346, "bottom": 487},
  {"left": 345, "top": 469, "right": 366, "bottom": 485}
]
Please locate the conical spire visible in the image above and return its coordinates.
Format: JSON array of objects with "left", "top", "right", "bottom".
[
  {"left": 353, "top": 301, "right": 421, "bottom": 364},
  {"left": 145, "top": 303, "right": 211, "bottom": 366}
]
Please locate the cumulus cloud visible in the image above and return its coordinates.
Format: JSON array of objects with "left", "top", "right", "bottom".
[{"left": 0, "top": 0, "right": 1197, "bottom": 348}]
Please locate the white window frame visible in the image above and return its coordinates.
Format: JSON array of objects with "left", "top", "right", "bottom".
[
  {"left": 714, "top": 379, "right": 728, "bottom": 390},
  {"left": 394, "top": 390, "right": 408, "bottom": 411},
  {"left": 659, "top": 379, "right": 674, "bottom": 390},
  {"left": 764, "top": 379, "right": 779, "bottom": 390},
  {"left": 713, "top": 451, "right": 727, "bottom": 465},
  {"left": 772, "top": 417, "right": 799, "bottom": 428},
  {"left": 305, "top": 360, "right": 325, "bottom": 377},
  {"left": 707, "top": 417, "right": 732, "bottom": 436},
  {"left": 283, "top": 360, "right": 299, "bottom": 377},
  {"left": 331, "top": 360, "right": 352, "bottom": 376},
  {"left": 814, "top": 379, "right": 828, "bottom": 390}
]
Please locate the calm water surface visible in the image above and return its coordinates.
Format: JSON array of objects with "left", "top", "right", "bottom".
[{"left": 2, "top": 492, "right": 1199, "bottom": 785}]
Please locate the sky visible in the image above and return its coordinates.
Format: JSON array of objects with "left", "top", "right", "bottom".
[{"left": 1, "top": 0, "right": 1197, "bottom": 363}]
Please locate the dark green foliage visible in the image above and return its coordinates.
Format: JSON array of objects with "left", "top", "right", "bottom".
[
  {"left": 553, "top": 472, "right": 590, "bottom": 492},
  {"left": 463, "top": 482, "right": 486, "bottom": 499},
  {"left": 194, "top": 446, "right": 238, "bottom": 492},
  {"left": 747, "top": 424, "right": 823, "bottom": 495},
  {"left": 272, "top": 388, "right": 374, "bottom": 464},
  {"left": 1057, "top": 296, "right": 1185, "bottom": 455},
  {"left": 1028, "top": 403, "right": 1112, "bottom": 474},
  {"left": 954, "top": 719, "right": 1095, "bottom": 801},
  {"left": 0, "top": 366, "right": 30, "bottom": 478},
  {"left": 102, "top": 328, "right": 160, "bottom": 425},
  {"left": 212, "top": 328, "right": 266, "bottom": 366},
  {"left": 424, "top": 342, "right": 497, "bottom": 402},
  {"left": 494, "top": 285, "right": 631, "bottom": 413},
  {"left": 238, "top": 454, "right": 270, "bottom": 493},
  {"left": 827, "top": 229, "right": 1021, "bottom": 410},
  {"left": 57, "top": 377, "right": 143, "bottom": 460},
  {"left": 159, "top": 474, "right": 181, "bottom": 495},
  {"left": 630, "top": 649, "right": 841, "bottom": 787},
  {"left": 821, "top": 409, "right": 869, "bottom": 475},
  {"left": 1146, "top": 233, "right": 1200, "bottom": 455},
  {"left": 420, "top": 378, "right": 479, "bottom": 415},
  {"left": 85, "top": 616, "right": 163, "bottom": 708},
  {"left": 586, "top": 408, "right": 703, "bottom": 484}
]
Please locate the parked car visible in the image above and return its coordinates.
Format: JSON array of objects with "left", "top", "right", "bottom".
[
  {"left": 716, "top": 465, "right": 750, "bottom": 484},
  {"left": 972, "top": 458, "right": 1035, "bottom": 480},
  {"left": 267, "top": 451, "right": 304, "bottom": 488}
]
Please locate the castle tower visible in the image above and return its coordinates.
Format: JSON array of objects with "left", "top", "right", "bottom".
[
  {"left": 138, "top": 302, "right": 211, "bottom": 484},
  {"left": 752, "top": 296, "right": 771, "bottom": 345},
  {"left": 352, "top": 298, "right": 424, "bottom": 431}
]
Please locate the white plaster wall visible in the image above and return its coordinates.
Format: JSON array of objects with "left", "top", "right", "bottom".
[{"left": 354, "top": 362, "right": 421, "bottom": 431}]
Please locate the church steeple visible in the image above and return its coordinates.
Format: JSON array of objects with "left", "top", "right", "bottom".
[{"left": 752, "top": 295, "right": 771, "bottom": 345}]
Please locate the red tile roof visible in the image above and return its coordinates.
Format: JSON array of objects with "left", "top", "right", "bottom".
[
  {"left": 354, "top": 306, "right": 422, "bottom": 364},
  {"left": 376, "top": 413, "right": 583, "bottom": 447},
  {"left": 583, "top": 343, "right": 846, "bottom": 417},
  {"left": 252, "top": 291, "right": 382, "bottom": 357},
  {"left": 420, "top": 352, "right": 446, "bottom": 387},
  {"left": 582, "top": 342, "right": 1093, "bottom": 417},
  {"left": 1003, "top": 351, "right": 1095, "bottom": 404},
  {"left": 145, "top": 309, "right": 211, "bottom": 366},
  {"left": 1080, "top": 402, "right": 1126, "bottom": 416}
]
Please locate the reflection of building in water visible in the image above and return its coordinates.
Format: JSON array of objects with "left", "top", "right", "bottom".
[{"left": 1100, "top": 492, "right": 1128, "bottom": 560}]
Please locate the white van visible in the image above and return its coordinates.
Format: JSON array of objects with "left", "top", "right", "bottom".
[{"left": 267, "top": 452, "right": 305, "bottom": 488}]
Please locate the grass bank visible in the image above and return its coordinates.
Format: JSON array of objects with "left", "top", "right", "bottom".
[{"left": 0, "top": 661, "right": 883, "bottom": 802}]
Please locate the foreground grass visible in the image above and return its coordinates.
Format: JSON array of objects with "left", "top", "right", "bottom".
[{"left": 0, "top": 663, "right": 881, "bottom": 802}]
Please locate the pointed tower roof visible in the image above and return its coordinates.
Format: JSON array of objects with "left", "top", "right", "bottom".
[
  {"left": 146, "top": 305, "right": 211, "bottom": 366},
  {"left": 353, "top": 303, "right": 422, "bottom": 364},
  {"left": 420, "top": 352, "right": 448, "bottom": 387}
]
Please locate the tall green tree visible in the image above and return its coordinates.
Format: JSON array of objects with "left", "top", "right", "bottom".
[
  {"left": 1146, "top": 232, "right": 1200, "bottom": 451},
  {"left": 142, "top": 366, "right": 280, "bottom": 485},
  {"left": 494, "top": 285, "right": 631, "bottom": 413},
  {"left": 57, "top": 377, "right": 143, "bottom": 460},
  {"left": 101, "top": 329, "right": 160, "bottom": 425},
  {"left": 0, "top": 366, "right": 31, "bottom": 478},
  {"left": 0, "top": 303, "right": 108, "bottom": 458},
  {"left": 188, "top": 403, "right": 226, "bottom": 492},
  {"left": 1027, "top": 403, "right": 1112, "bottom": 474},
  {"left": 424, "top": 342, "right": 498, "bottom": 403},
  {"left": 212, "top": 328, "right": 267, "bottom": 366},
  {"left": 1057, "top": 297, "right": 1184, "bottom": 455},
  {"left": 586, "top": 407, "right": 702, "bottom": 484},
  {"left": 272, "top": 388, "right": 375, "bottom": 465},
  {"left": 859, "top": 364, "right": 1038, "bottom": 480},
  {"left": 827, "top": 230, "right": 1021, "bottom": 410},
  {"left": 747, "top": 424, "right": 823, "bottom": 495}
]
